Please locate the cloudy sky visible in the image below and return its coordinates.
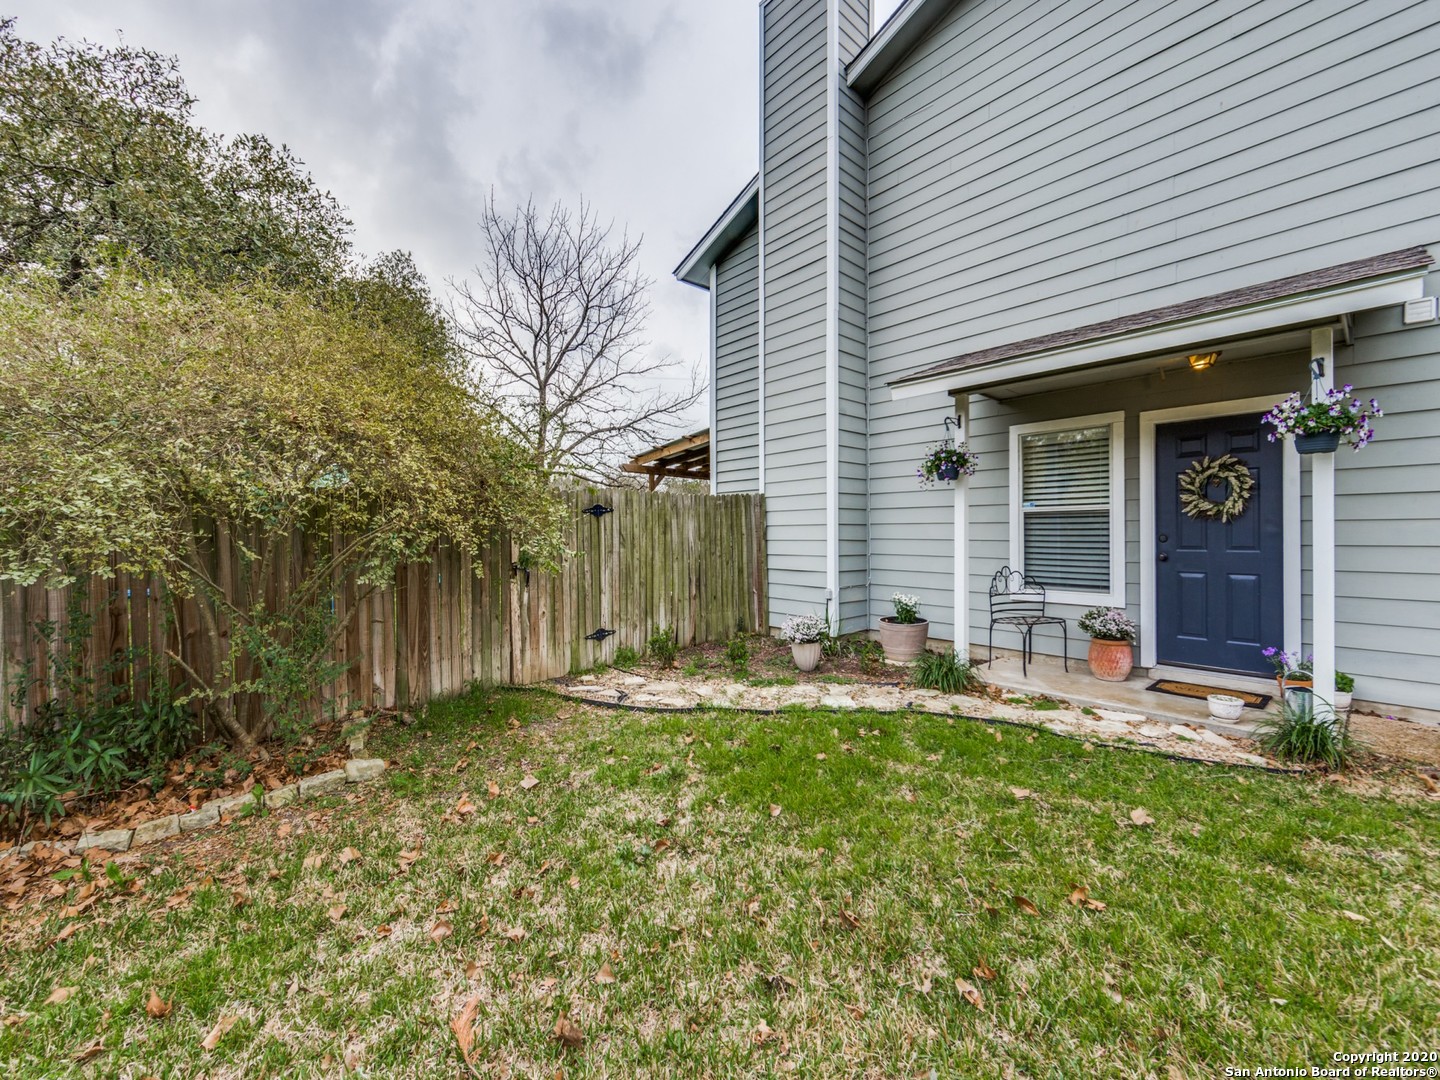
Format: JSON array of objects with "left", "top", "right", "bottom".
[{"left": 11, "top": 0, "right": 905, "bottom": 438}]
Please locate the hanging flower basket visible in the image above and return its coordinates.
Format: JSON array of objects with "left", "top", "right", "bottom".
[
  {"left": 1293, "top": 431, "right": 1341, "bottom": 455},
  {"left": 1262, "top": 385, "right": 1382, "bottom": 452},
  {"left": 916, "top": 442, "right": 978, "bottom": 487}
]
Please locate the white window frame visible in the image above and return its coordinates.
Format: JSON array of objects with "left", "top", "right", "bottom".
[{"left": 1008, "top": 411, "right": 1125, "bottom": 607}]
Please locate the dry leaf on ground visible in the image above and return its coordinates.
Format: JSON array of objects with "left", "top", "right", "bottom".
[
  {"left": 339, "top": 847, "right": 362, "bottom": 865},
  {"left": 145, "top": 991, "right": 172, "bottom": 1019},
  {"left": 1130, "top": 807, "right": 1155, "bottom": 826},
  {"left": 973, "top": 959, "right": 997, "bottom": 981},
  {"left": 520, "top": 775, "right": 540, "bottom": 790},
  {"left": 1014, "top": 895, "right": 1041, "bottom": 916},
  {"left": 450, "top": 996, "right": 480, "bottom": 1065},
  {"left": 955, "top": 977, "right": 984, "bottom": 1010},
  {"left": 43, "top": 987, "right": 77, "bottom": 1006},
  {"left": 200, "top": 1015, "right": 237, "bottom": 1051},
  {"left": 429, "top": 919, "right": 453, "bottom": 943},
  {"left": 595, "top": 962, "right": 616, "bottom": 984},
  {"left": 554, "top": 1014, "right": 584, "bottom": 1049}
]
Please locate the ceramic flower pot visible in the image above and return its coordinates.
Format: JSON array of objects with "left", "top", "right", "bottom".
[
  {"left": 1334, "top": 690, "right": 1353, "bottom": 714},
  {"left": 1207, "top": 694, "right": 1246, "bottom": 722},
  {"left": 790, "top": 641, "right": 822, "bottom": 672},
  {"left": 878, "top": 617, "right": 929, "bottom": 663},
  {"left": 1294, "top": 431, "right": 1341, "bottom": 455},
  {"left": 1087, "top": 638, "right": 1134, "bottom": 682}
]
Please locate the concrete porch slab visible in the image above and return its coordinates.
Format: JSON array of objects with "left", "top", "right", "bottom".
[{"left": 978, "top": 653, "right": 1269, "bottom": 741}]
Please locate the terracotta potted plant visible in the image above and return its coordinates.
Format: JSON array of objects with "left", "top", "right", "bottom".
[
  {"left": 1262, "top": 648, "right": 1354, "bottom": 714},
  {"left": 1078, "top": 606, "right": 1136, "bottom": 682},
  {"left": 879, "top": 592, "right": 928, "bottom": 662},
  {"left": 1262, "top": 385, "right": 1382, "bottom": 455},
  {"left": 1261, "top": 647, "right": 1313, "bottom": 699},
  {"left": 777, "top": 613, "right": 827, "bottom": 672}
]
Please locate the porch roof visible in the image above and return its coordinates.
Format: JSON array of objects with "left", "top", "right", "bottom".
[{"left": 889, "top": 247, "right": 1434, "bottom": 400}]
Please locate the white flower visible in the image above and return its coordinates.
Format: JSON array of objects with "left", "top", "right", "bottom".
[{"left": 777, "top": 613, "right": 828, "bottom": 644}]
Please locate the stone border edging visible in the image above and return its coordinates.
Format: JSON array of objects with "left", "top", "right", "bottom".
[
  {"left": 565, "top": 693, "right": 1302, "bottom": 776},
  {"left": 4, "top": 722, "right": 386, "bottom": 862}
]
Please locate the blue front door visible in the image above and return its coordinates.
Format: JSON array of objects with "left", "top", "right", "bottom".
[{"left": 1155, "top": 413, "right": 1282, "bottom": 675}]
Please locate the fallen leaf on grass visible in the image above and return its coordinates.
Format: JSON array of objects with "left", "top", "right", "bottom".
[
  {"left": 398, "top": 848, "right": 422, "bottom": 872},
  {"left": 276, "top": 822, "right": 293, "bottom": 839},
  {"left": 327, "top": 904, "right": 347, "bottom": 923},
  {"left": 73, "top": 1041, "right": 104, "bottom": 1062},
  {"left": 1129, "top": 807, "right": 1155, "bottom": 827},
  {"left": 1340, "top": 910, "right": 1368, "bottom": 923},
  {"left": 429, "top": 919, "right": 453, "bottom": 943},
  {"left": 375, "top": 924, "right": 393, "bottom": 938},
  {"left": 836, "top": 908, "right": 862, "bottom": 931},
  {"left": 453, "top": 795, "right": 477, "bottom": 817},
  {"left": 769, "top": 804, "right": 782, "bottom": 817},
  {"left": 504, "top": 925, "right": 527, "bottom": 942},
  {"left": 200, "top": 1015, "right": 237, "bottom": 1051},
  {"left": 44, "top": 987, "right": 77, "bottom": 1006},
  {"left": 1014, "top": 895, "right": 1041, "bottom": 917},
  {"left": 338, "top": 847, "right": 362, "bottom": 865},
  {"left": 519, "top": 775, "right": 540, "bottom": 790},
  {"left": 973, "top": 960, "right": 997, "bottom": 982},
  {"left": 450, "top": 996, "right": 480, "bottom": 1066},
  {"left": 486, "top": 850, "right": 506, "bottom": 866},
  {"left": 303, "top": 852, "right": 326, "bottom": 871},
  {"left": 594, "top": 962, "right": 616, "bottom": 985},
  {"left": 553, "top": 1014, "right": 584, "bottom": 1049},
  {"left": 753, "top": 1019, "right": 780, "bottom": 1045},
  {"left": 844, "top": 1003, "right": 865, "bottom": 1020},
  {"left": 486, "top": 780, "right": 501, "bottom": 799},
  {"left": 955, "top": 977, "right": 984, "bottom": 1010},
  {"left": 145, "top": 991, "right": 172, "bottom": 1019},
  {"left": 1067, "top": 884, "right": 1090, "bottom": 905},
  {"left": 1009, "top": 787, "right": 1033, "bottom": 800}
]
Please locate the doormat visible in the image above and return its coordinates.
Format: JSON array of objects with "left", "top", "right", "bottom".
[{"left": 1145, "top": 679, "right": 1270, "bottom": 710}]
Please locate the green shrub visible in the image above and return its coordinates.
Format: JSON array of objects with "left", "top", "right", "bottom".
[
  {"left": 911, "top": 649, "right": 983, "bottom": 695},
  {"left": 1255, "top": 698, "right": 1353, "bottom": 770},
  {"left": 613, "top": 646, "right": 640, "bottom": 669},
  {"left": 724, "top": 636, "right": 750, "bottom": 671},
  {"left": 647, "top": 626, "right": 678, "bottom": 669}
]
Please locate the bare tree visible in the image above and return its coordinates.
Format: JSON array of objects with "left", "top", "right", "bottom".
[{"left": 453, "top": 196, "right": 703, "bottom": 481}]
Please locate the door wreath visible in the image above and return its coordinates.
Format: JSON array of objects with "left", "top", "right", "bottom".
[{"left": 1178, "top": 454, "right": 1254, "bottom": 523}]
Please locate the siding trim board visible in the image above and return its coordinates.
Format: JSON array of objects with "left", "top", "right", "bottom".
[{"left": 825, "top": 0, "right": 842, "bottom": 629}]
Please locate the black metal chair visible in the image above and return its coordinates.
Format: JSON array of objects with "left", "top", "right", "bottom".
[{"left": 987, "top": 566, "right": 1068, "bottom": 676}]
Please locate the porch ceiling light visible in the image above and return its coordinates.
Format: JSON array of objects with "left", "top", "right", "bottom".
[{"left": 1187, "top": 351, "right": 1220, "bottom": 371}]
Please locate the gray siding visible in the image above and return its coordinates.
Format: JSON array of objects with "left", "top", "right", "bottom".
[
  {"left": 762, "top": 0, "right": 830, "bottom": 624},
  {"left": 837, "top": 60, "right": 869, "bottom": 627},
  {"left": 864, "top": 0, "right": 1440, "bottom": 644},
  {"left": 713, "top": 220, "right": 761, "bottom": 494},
  {"left": 1329, "top": 274, "right": 1440, "bottom": 711},
  {"left": 760, "top": 0, "right": 871, "bottom": 628}
]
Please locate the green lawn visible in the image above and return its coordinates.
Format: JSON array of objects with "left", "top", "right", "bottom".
[{"left": 2, "top": 688, "right": 1436, "bottom": 1078}]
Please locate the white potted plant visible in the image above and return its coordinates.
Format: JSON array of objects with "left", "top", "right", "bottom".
[
  {"left": 777, "top": 613, "right": 827, "bottom": 672},
  {"left": 1206, "top": 694, "right": 1247, "bottom": 722},
  {"left": 879, "top": 593, "right": 928, "bottom": 663}
]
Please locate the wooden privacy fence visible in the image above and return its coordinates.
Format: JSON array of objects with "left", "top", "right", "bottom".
[{"left": 0, "top": 488, "right": 767, "bottom": 729}]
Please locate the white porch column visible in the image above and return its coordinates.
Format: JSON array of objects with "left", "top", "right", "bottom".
[
  {"left": 953, "top": 396, "right": 971, "bottom": 660},
  {"left": 1310, "top": 327, "right": 1337, "bottom": 715}
]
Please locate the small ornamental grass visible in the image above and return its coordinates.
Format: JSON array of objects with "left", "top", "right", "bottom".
[
  {"left": 1262, "top": 385, "right": 1383, "bottom": 449},
  {"left": 1255, "top": 699, "right": 1355, "bottom": 770},
  {"left": 777, "top": 613, "right": 828, "bottom": 645},
  {"left": 911, "top": 649, "right": 983, "bottom": 695},
  {"left": 1078, "top": 606, "right": 1136, "bottom": 642},
  {"left": 890, "top": 593, "right": 922, "bottom": 625}
]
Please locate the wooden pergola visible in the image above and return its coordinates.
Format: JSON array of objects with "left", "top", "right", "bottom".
[{"left": 621, "top": 429, "right": 710, "bottom": 490}]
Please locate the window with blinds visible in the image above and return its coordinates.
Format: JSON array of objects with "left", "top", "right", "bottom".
[{"left": 1019, "top": 425, "right": 1111, "bottom": 593}]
